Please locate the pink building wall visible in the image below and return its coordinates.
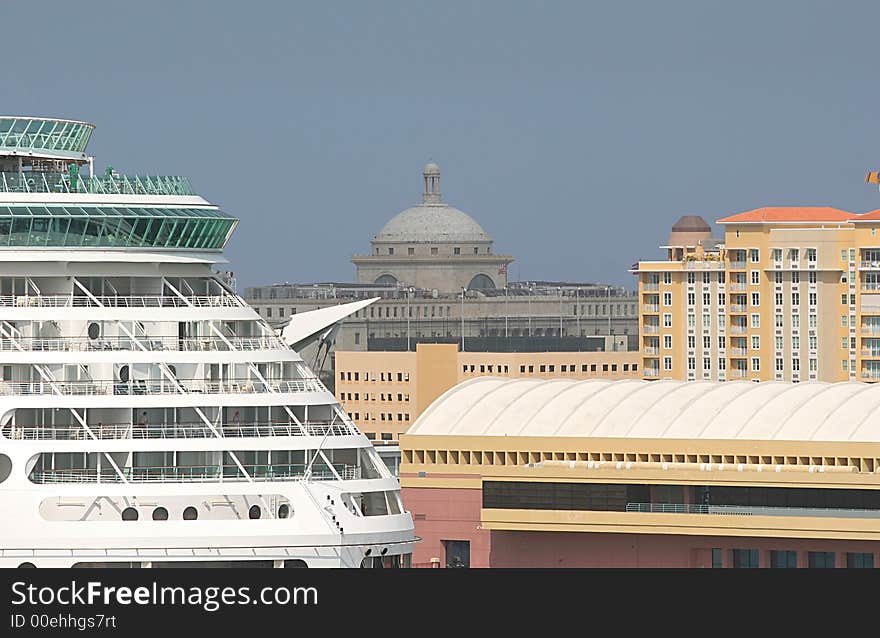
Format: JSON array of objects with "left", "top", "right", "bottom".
[{"left": 403, "top": 486, "right": 490, "bottom": 567}]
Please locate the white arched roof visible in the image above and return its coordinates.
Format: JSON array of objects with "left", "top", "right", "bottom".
[{"left": 407, "top": 378, "right": 880, "bottom": 443}]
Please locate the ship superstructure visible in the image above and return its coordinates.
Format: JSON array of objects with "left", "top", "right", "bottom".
[{"left": 0, "top": 116, "right": 415, "bottom": 567}]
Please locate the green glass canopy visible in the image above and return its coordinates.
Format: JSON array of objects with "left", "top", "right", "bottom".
[
  {"left": 0, "top": 205, "right": 237, "bottom": 249},
  {"left": 0, "top": 117, "right": 94, "bottom": 156}
]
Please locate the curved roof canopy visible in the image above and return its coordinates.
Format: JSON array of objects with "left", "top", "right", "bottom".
[
  {"left": 0, "top": 117, "right": 95, "bottom": 159},
  {"left": 409, "top": 377, "right": 880, "bottom": 443}
]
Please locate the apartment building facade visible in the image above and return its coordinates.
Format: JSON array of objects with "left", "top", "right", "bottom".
[{"left": 636, "top": 207, "right": 880, "bottom": 382}]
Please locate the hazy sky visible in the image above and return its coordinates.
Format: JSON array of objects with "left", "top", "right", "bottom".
[{"left": 5, "top": 2, "right": 880, "bottom": 289}]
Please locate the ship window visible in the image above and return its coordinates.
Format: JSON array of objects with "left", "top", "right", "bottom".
[
  {"left": 183, "top": 506, "right": 198, "bottom": 520},
  {"left": 152, "top": 507, "right": 169, "bottom": 521},
  {"left": 121, "top": 507, "right": 139, "bottom": 521},
  {"left": 248, "top": 505, "right": 262, "bottom": 519},
  {"left": 0, "top": 453, "right": 10, "bottom": 483},
  {"left": 87, "top": 322, "right": 100, "bottom": 340},
  {"left": 283, "top": 559, "right": 308, "bottom": 568},
  {"left": 278, "top": 504, "right": 291, "bottom": 519}
]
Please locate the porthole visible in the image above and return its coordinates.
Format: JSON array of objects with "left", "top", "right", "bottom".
[
  {"left": 18, "top": 562, "right": 36, "bottom": 568},
  {"left": 87, "top": 322, "right": 100, "bottom": 340},
  {"left": 118, "top": 365, "right": 129, "bottom": 383},
  {"left": 0, "top": 453, "right": 11, "bottom": 483},
  {"left": 121, "top": 507, "right": 139, "bottom": 521},
  {"left": 283, "top": 559, "right": 308, "bottom": 568},
  {"left": 277, "top": 504, "right": 290, "bottom": 519},
  {"left": 248, "top": 505, "right": 261, "bottom": 520},
  {"left": 152, "top": 507, "right": 168, "bottom": 521},
  {"left": 183, "top": 506, "right": 198, "bottom": 520}
]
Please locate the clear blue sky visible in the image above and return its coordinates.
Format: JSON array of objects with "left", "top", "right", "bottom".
[{"left": 5, "top": 1, "right": 880, "bottom": 289}]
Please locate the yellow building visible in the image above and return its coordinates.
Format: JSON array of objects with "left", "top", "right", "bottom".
[
  {"left": 400, "top": 378, "right": 880, "bottom": 567},
  {"left": 636, "top": 207, "right": 880, "bottom": 382},
  {"left": 335, "top": 343, "right": 640, "bottom": 442}
]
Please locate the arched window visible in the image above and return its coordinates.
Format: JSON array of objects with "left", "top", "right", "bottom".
[
  {"left": 122, "top": 507, "right": 139, "bottom": 521},
  {"left": 152, "top": 507, "right": 169, "bottom": 521},
  {"left": 248, "top": 505, "right": 262, "bottom": 520},
  {"left": 183, "top": 506, "right": 198, "bottom": 520},
  {"left": 467, "top": 274, "right": 495, "bottom": 290},
  {"left": 374, "top": 274, "right": 398, "bottom": 286},
  {"left": 277, "top": 504, "right": 291, "bottom": 519}
]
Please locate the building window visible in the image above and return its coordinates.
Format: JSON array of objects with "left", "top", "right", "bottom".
[
  {"left": 687, "top": 272, "right": 695, "bottom": 284},
  {"left": 687, "top": 357, "right": 695, "bottom": 371},
  {"left": 718, "top": 358, "right": 726, "bottom": 370},
  {"left": 712, "top": 548, "right": 723, "bottom": 568},
  {"left": 664, "top": 335, "right": 672, "bottom": 349},
  {"left": 663, "top": 292, "right": 672, "bottom": 306},
  {"left": 846, "top": 553, "right": 874, "bottom": 568},
  {"left": 751, "top": 292, "right": 760, "bottom": 307},
  {"left": 602, "top": 364, "right": 609, "bottom": 372},
  {"left": 388, "top": 247, "right": 394, "bottom": 255},
  {"left": 687, "top": 292, "right": 695, "bottom": 306},
  {"left": 703, "top": 292, "right": 710, "bottom": 306},
  {"left": 792, "top": 271, "right": 800, "bottom": 284},
  {"left": 751, "top": 357, "right": 760, "bottom": 372},
  {"left": 408, "top": 247, "right": 414, "bottom": 255},
  {"left": 808, "top": 552, "right": 836, "bottom": 568},
  {"left": 266, "top": 307, "right": 273, "bottom": 318},
  {"left": 770, "top": 550, "right": 797, "bottom": 568},
  {"left": 750, "top": 270, "right": 760, "bottom": 285},
  {"left": 732, "top": 549, "right": 759, "bottom": 568},
  {"left": 751, "top": 336, "right": 760, "bottom": 350},
  {"left": 776, "top": 358, "right": 783, "bottom": 372},
  {"left": 663, "top": 272, "right": 672, "bottom": 285},
  {"left": 663, "top": 313, "right": 672, "bottom": 328},
  {"left": 663, "top": 357, "right": 672, "bottom": 371},
  {"left": 431, "top": 247, "right": 438, "bottom": 255},
  {"left": 775, "top": 271, "right": 783, "bottom": 284},
  {"left": 750, "top": 314, "right": 760, "bottom": 329},
  {"left": 749, "top": 249, "right": 760, "bottom": 263},
  {"left": 718, "top": 336, "right": 726, "bottom": 349}
]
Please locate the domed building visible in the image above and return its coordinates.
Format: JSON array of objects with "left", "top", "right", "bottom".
[{"left": 352, "top": 163, "right": 514, "bottom": 293}]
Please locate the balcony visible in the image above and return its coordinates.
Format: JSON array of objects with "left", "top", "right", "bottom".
[
  {"left": 729, "top": 283, "right": 747, "bottom": 292},
  {"left": 2, "top": 420, "right": 356, "bottom": 440},
  {"left": 730, "top": 369, "right": 748, "bottom": 378},
  {"left": 729, "top": 304, "right": 747, "bottom": 313},
  {"left": 729, "top": 348, "right": 747, "bottom": 356},
  {"left": 0, "top": 335, "right": 286, "bottom": 353},
  {"left": 729, "top": 326, "right": 747, "bottom": 334},
  {"left": 644, "top": 369, "right": 660, "bottom": 377},
  {"left": 861, "top": 371, "right": 880, "bottom": 381},
  {"left": 0, "top": 377, "right": 325, "bottom": 396},
  {"left": 642, "top": 283, "right": 660, "bottom": 291},
  {"left": 0, "top": 171, "right": 195, "bottom": 196},
  {"left": 860, "top": 261, "right": 880, "bottom": 270},
  {"left": 728, "top": 261, "right": 747, "bottom": 270},
  {"left": 29, "top": 463, "right": 360, "bottom": 484},
  {"left": 642, "top": 304, "right": 660, "bottom": 313},
  {"left": 642, "top": 326, "right": 660, "bottom": 334},
  {"left": 0, "top": 294, "right": 243, "bottom": 309},
  {"left": 643, "top": 347, "right": 659, "bottom": 355},
  {"left": 684, "top": 261, "right": 725, "bottom": 270}
]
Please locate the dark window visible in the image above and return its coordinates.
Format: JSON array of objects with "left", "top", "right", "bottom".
[
  {"left": 808, "top": 551, "right": 836, "bottom": 568},
  {"left": 582, "top": 365, "right": 588, "bottom": 372},
  {"left": 732, "top": 549, "right": 759, "bottom": 568},
  {"left": 278, "top": 504, "right": 291, "bottom": 519},
  {"left": 122, "top": 507, "right": 139, "bottom": 521},
  {"left": 846, "top": 552, "right": 874, "bottom": 568},
  {"left": 443, "top": 540, "right": 470, "bottom": 568},
  {"left": 591, "top": 364, "right": 597, "bottom": 372},
  {"left": 183, "top": 506, "right": 198, "bottom": 520},
  {"left": 711, "top": 548, "right": 723, "bottom": 568},
  {"left": 283, "top": 559, "right": 308, "bottom": 568},
  {"left": 602, "top": 364, "right": 609, "bottom": 372},
  {"left": 248, "top": 505, "right": 262, "bottom": 520},
  {"left": 152, "top": 507, "right": 169, "bottom": 521},
  {"left": 770, "top": 550, "right": 797, "bottom": 568}
]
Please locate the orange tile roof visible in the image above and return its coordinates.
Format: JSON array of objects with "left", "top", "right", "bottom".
[
  {"left": 853, "top": 209, "right": 880, "bottom": 221},
  {"left": 717, "top": 206, "right": 856, "bottom": 224}
]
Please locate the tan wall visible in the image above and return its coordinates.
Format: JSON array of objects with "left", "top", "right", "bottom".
[{"left": 336, "top": 345, "right": 640, "bottom": 442}]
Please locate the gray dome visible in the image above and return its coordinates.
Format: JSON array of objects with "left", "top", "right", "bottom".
[
  {"left": 423, "top": 162, "right": 440, "bottom": 175},
  {"left": 375, "top": 204, "right": 491, "bottom": 243}
]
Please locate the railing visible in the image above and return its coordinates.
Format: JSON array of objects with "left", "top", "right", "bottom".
[
  {"left": 29, "top": 463, "right": 360, "bottom": 484},
  {"left": 642, "top": 326, "right": 660, "bottom": 334},
  {"left": 2, "top": 420, "right": 356, "bottom": 440},
  {"left": 729, "top": 304, "right": 747, "bottom": 313},
  {"left": 729, "top": 326, "right": 747, "bottom": 334},
  {"left": 643, "top": 347, "right": 659, "bottom": 355},
  {"left": 730, "top": 369, "right": 748, "bottom": 378},
  {"left": 0, "top": 335, "right": 286, "bottom": 353},
  {"left": 0, "top": 377, "right": 325, "bottom": 396},
  {"left": 728, "top": 261, "right": 747, "bottom": 270},
  {"left": 642, "top": 283, "right": 660, "bottom": 291},
  {"left": 0, "top": 294, "right": 243, "bottom": 309},
  {"left": 729, "top": 348, "right": 747, "bottom": 356},
  {"left": 625, "top": 502, "right": 880, "bottom": 519},
  {"left": 729, "top": 283, "right": 747, "bottom": 291},
  {"left": 861, "top": 371, "right": 880, "bottom": 380},
  {"left": 0, "top": 172, "right": 195, "bottom": 196},
  {"left": 642, "top": 304, "right": 659, "bottom": 313},
  {"left": 860, "top": 261, "right": 880, "bottom": 269},
  {"left": 643, "top": 369, "right": 660, "bottom": 377},
  {"left": 684, "top": 261, "right": 725, "bottom": 270}
]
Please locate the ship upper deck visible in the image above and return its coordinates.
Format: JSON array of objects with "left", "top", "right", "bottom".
[{"left": 0, "top": 117, "right": 94, "bottom": 161}]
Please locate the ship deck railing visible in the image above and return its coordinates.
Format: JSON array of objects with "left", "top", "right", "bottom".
[
  {"left": 0, "top": 172, "right": 195, "bottom": 196},
  {"left": 0, "top": 335, "right": 287, "bottom": 352},
  {"left": 3, "top": 420, "right": 358, "bottom": 440},
  {"left": 0, "top": 294, "right": 243, "bottom": 309},
  {"left": 29, "top": 463, "right": 360, "bottom": 483},
  {"left": 0, "top": 377, "right": 326, "bottom": 396}
]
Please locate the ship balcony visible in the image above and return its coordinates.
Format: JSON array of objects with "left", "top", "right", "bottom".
[
  {"left": 0, "top": 172, "right": 194, "bottom": 196},
  {"left": 0, "top": 377, "right": 326, "bottom": 396},
  {"left": 0, "top": 335, "right": 286, "bottom": 353},
  {"left": 2, "top": 420, "right": 357, "bottom": 440},
  {"left": 29, "top": 463, "right": 362, "bottom": 484},
  {"left": 0, "top": 293, "right": 243, "bottom": 309}
]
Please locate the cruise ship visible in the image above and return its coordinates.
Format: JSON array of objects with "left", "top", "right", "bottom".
[{"left": 0, "top": 116, "right": 416, "bottom": 568}]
